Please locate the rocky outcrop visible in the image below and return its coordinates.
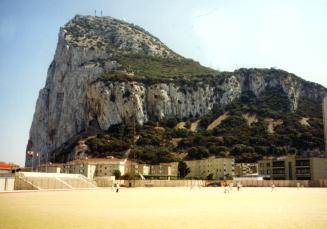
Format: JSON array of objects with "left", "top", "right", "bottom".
[{"left": 26, "top": 15, "right": 327, "bottom": 166}]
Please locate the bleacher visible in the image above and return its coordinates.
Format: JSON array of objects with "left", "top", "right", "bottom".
[
  {"left": 59, "top": 176, "right": 96, "bottom": 189},
  {"left": 15, "top": 172, "right": 97, "bottom": 190}
]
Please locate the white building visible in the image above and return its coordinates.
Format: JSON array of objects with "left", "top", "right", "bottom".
[
  {"left": 64, "top": 157, "right": 149, "bottom": 179},
  {"left": 185, "top": 157, "right": 235, "bottom": 180}
]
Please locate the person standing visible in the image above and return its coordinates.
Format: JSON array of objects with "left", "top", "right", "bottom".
[{"left": 116, "top": 183, "right": 120, "bottom": 193}]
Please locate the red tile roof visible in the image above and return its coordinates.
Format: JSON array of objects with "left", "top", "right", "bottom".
[{"left": 0, "top": 163, "right": 12, "bottom": 170}]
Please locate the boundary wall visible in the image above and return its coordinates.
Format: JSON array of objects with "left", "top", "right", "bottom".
[
  {"left": 14, "top": 172, "right": 96, "bottom": 190},
  {"left": 0, "top": 175, "right": 15, "bottom": 191}
]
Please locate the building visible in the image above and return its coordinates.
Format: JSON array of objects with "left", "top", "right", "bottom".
[
  {"left": 128, "top": 162, "right": 150, "bottom": 177},
  {"left": 234, "top": 163, "right": 258, "bottom": 177},
  {"left": 185, "top": 157, "right": 235, "bottom": 180},
  {"left": 323, "top": 97, "right": 327, "bottom": 153},
  {"left": 0, "top": 163, "right": 14, "bottom": 174},
  {"left": 94, "top": 158, "right": 129, "bottom": 177},
  {"left": 64, "top": 159, "right": 97, "bottom": 179},
  {"left": 38, "top": 163, "right": 64, "bottom": 173},
  {"left": 258, "top": 157, "right": 273, "bottom": 179},
  {"left": 258, "top": 156, "right": 327, "bottom": 180},
  {"left": 147, "top": 162, "right": 178, "bottom": 180},
  {"left": 64, "top": 157, "right": 151, "bottom": 179}
]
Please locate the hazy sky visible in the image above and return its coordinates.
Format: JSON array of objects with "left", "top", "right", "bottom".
[{"left": 0, "top": 0, "right": 326, "bottom": 165}]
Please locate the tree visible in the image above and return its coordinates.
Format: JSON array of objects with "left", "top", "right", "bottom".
[
  {"left": 178, "top": 161, "right": 190, "bottom": 178},
  {"left": 207, "top": 173, "right": 214, "bottom": 180},
  {"left": 113, "top": 170, "right": 121, "bottom": 179},
  {"left": 187, "top": 146, "right": 209, "bottom": 159},
  {"left": 121, "top": 173, "right": 132, "bottom": 180},
  {"left": 208, "top": 145, "right": 229, "bottom": 157}
]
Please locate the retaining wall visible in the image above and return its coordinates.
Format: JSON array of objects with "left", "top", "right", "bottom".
[
  {"left": 96, "top": 178, "right": 327, "bottom": 188},
  {"left": 224, "top": 180, "right": 310, "bottom": 187},
  {"left": 0, "top": 176, "right": 15, "bottom": 191}
]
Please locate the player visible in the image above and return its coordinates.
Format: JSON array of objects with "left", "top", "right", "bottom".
[
  {"left": 297, "top": 182, "right": 300, "bottom": 190},
  {"left": 229, "top": 183, "right": 233, "bottom": 192},
  {"left": 237, "top": 182, "right": 241, "bottom": 191}
]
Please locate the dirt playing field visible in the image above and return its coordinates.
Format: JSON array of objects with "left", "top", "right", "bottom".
[{"left": 1, "top": 187, "right": 327, "bottom": 228}]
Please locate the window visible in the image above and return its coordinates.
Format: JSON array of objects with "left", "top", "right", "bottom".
[
  {"left": 273, "top": 161, "right": 285, "bottom": 167},
  {"left": 296, "top": 160, "right": 310, "bottom": 167}
]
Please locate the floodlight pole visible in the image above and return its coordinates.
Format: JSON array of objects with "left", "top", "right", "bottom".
[
  {"left": 38, "top": 152, "right": 41, "bottom": 172},
  {"left": 31, "top": 152, "right": 34, "bottom": 172}
]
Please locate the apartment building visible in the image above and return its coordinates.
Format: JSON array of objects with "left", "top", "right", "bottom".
[
  {"left": 258, "top": 156, "right": 327, "bottom": 180},
  {"left": 234, "top": 163, "right": 258, "bottom": 177},
  {"left": 148, "top": 162, "right": 178, "bottom": 179},
  {"left": 64, "top": 158, "right": 132, "bottom": 179},
  {"left": 64, "top": 159, "right": 97, "bottom": 179},
  {"left": 38, "top": 163, "right": 64, "bottom": 173},
  {"left": 126, "top": 161, "right": 150, "bottom": 177},
  {"left": 185, "top": 157, "right": 235, "bottom": 180},
  {"left": 64, "top": 157, "right": 163, "bottom": 179}
]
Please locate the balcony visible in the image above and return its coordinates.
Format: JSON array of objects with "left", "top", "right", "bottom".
[
  {"left": 296, "top": 169, "right": 310, "bottom": 176},
  {"left": 296, "top": 160, "right": 310, "bottom": 167},
  {"left": 273, "top": 172, "right": 285, "bottom": 176},
  {"left": 295, "top": 164, "right": 310, "bottom": 168},
  {"left": 272, "top": 161, "right": 285, "bottom": 168}
]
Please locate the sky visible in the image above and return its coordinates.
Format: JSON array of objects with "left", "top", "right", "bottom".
[{"left": 0, "top": 0, "right": 326, "bottom": 165}]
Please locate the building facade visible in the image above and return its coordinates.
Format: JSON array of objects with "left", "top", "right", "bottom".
[
  {"left": 95, "top": 158, "right": 128, "bottom": 177},
  {"left": 38, "top": 163, "right": 64, "bottom": 173},
  {"left": 148, "top": 162, "right": 178, "bottom": 179},
  {"left": 64, "top": 160, "right": 97, "bottom": 179},
  {"left": 64, "top": 158, "right": 153, "bottom": 179},
  {"left": 185, "top": 157, "right": 235, "bottom": 180},
  {"left": 234, "top": 163, "right": 258, "bottom": 177},
  {"left": 258, "top": 156, "right": 327, "bottom": 180},
  {"left": 128, "top": 162, "right": 150, "bottom": 177},
  {"left": 0, "top": 163, "right": 14, "bottom": 174}
]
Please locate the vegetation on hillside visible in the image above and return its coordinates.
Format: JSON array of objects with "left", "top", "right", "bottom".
[
  {"left": 101, "top": 53, "right": 219, "bottom": 84},
  {"left": 78, "top": 88, "right": 325, "bottom": 164}
]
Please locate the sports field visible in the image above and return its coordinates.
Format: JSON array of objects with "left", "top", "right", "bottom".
[{"left": 1, "top": 187, "right": 327, "bottom": 228}]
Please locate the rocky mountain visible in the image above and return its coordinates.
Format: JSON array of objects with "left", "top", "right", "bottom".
[{"left": 26, "top": 15, "right": 327, "bottom": 166}]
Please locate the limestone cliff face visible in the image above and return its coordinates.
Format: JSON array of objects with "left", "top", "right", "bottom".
[{"left": 26, "top": 15, "right": 327, "bottom": 166}]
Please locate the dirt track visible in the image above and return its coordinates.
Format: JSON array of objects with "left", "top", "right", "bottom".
[{"left": 1, "top": 187, "right": 327, "bottom": 228}]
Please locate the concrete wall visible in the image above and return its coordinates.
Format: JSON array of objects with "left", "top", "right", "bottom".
[
  {"left": 94, "top": 179, "right": 207, "bottom": 187},
  {"left": 94, "top": 176, "right": 116, "bottom": 187},
  {"left": 13, "top": 172, "right": 96, "bottom": 190},
  {"left": 132, "top": 179, "right": 206, "bottom": 187},
  {"left": 311, "top": 158, "right": 327, "bottom": 180},
  {"left": 0, "top": 177, "right": 15, "bottom": 191},
  {"left": 93, "top": 176, "right": 327, "bottom": 188},
  {"left": 14, "top": 176, "right": 38, "bottom": 190},
  {"left": 93, "top": 179, "right": 324, "bottom": 187},
  {"left": 229, "top": 179, "right": 310, "bottom": 187}
]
